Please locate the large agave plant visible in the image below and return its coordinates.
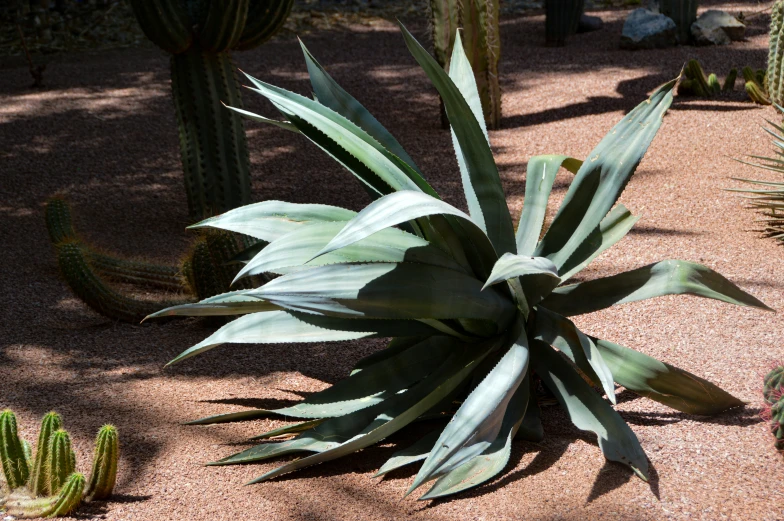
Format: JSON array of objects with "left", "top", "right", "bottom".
[{"left": 151, "top": 26, "right": 770, "bottom": 499}]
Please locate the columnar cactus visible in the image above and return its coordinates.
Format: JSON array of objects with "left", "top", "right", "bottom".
[
  {"left": 29, "top": 411, "right": 62, "bottom": 496},
  {"left": 130, "top": 0, "right": 294, "bottom": 221},
  {"left": 0, "top": 411, "right": 121, "bottom": 518},
  {"left": 429, "top": 0, "right": 501, "bottom": 128},
  {"left": 765, "top": 365, "right": 784, "bottom": 404},
  {"left": 84, "top": 425, "right": 119, "bottom": 502},
  {"left": 544, "top": 0, "right": 584, "bottom": 47},
  {"left": 763, "top": 365, "right": 784, "bottom": 453},
  {"left": 659, "top": 0, "right": 698, "bottom": 43},
  {"left": 767, "top": 0, "right": 784, "bottom": 105},
  {"left": 0, "top": 410, "right": 29, "bottom": 490}
]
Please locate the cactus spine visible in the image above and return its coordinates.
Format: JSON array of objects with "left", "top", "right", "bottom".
[
  {"left": 30, "top": 412, "right": 62, "bottom": 497},
  {"left": 0, "top": 410, "right": 29, "bottom": 490},
  {"left": 763, "top": 365, "right": 784, "bottom": 454},
  {"left": 5, "top": 473, "right": 86, "bottom": 519},
  {"left": 84, "top": 425, "right": 119, "bottom": 502},
  {"left": 659, "top": 0, "right": 698, "bottom": 43},
  {"left": 130, "top": 0, "right": 293, "bottom": 221},
  {"left": 764, "top": 365, "right": 784, "bottom": 404},
  {"left": 429, "top": 0, "right": 501, "bottom": 129},
  {"left": 544, "top": 0, "right": 584, "bottom": 47},
  {"left": 47, "top": 430, "right": 75, "bottom": 495}
]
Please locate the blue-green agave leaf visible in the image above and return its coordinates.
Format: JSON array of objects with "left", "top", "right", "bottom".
[
  {"left": 374, "top": 429, "right": 442, "bottom": 477},
  {"left": 540, "top": 260, "right": 772, "bottom": 316},
  {"left": 482, "top": 253, "right": 560, "bottom": 290},
  {"left": 147, "top": 290, "right": 278, "bottom": 319}
]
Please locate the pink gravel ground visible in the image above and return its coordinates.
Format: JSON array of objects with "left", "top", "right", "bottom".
[{"left": 1, "top": 2, "right": 783, "bottom": 520}]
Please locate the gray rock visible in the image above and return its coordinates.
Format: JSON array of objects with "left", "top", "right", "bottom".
[
  {"left": 691, "top": 10, "right": 745, "bottom": 45},
  {"left": 620, "top": 8, "right": 677, "bottom": 50},
  {"left": 577, "top": 14, "right": 603, "bottom": 33}
]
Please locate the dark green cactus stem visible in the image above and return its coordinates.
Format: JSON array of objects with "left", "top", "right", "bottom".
[
  {"left": 771, "top": 396, "right": 784, "bottom": 452},
  {"left": 45, "top": 197, "right": 76, "bottom": 245},
  {"left": 764, "top": 366, "right": 784, "bottom": 405},
  {"left": 84, "top": 425, "right": 119, "bottom": 502},
  {"left": 22, "top": 440, "right": 32, "bottom": 473},
  {"left": 235, "top": 0, "right": 293, "bottom": 51},
  {"left": 659, "top": 0, "right": 697, "bottom": 43},
  {"left": 767, "top": 0, "right": 784, "bottom": 105},
  {"left": 171, "top": 46, "right": 251, "bottom": 221},
  {"left": 47, "top": 429, "right": 75, "bottom": 495},
  {"left": 6, "top": 472, "right": 85, "bottom": 518},
  {"left": 723, "top": 68, "right": 737, "bottom": 92},
  {"left": 0, "top": 410, "right": 29, "bottom": 490},
  {"left": 30, "top": 411, "right": 63, "bottom": 497},
  {"left": 56, "top": 240, "right": 188, "bottom": 324},
  {"left": 429, "top": 0, "right": 458, "bottom": 128},
  {"left": 186, "top": 231, "right": 251, "bottom": 300},
  {"left": 461, "top": 0, "right": 502, "bottom": 129},
  {"left": 544, "top": 0, "right": 584, "bottom": 47},
  {"left": 744, "top": 66, "right": 772, "bottom": 105}
]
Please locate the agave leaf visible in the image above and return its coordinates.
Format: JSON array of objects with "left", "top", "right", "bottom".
[
  {"left": 313, "top": 190, "right": 497, "bottom": 278},
  {"left": 540, "top": 260, "right": 772, "bottom": 316},
  {"left": 190, "top": 201, "right": 355, "bottom": 241},
  {"left": 399, "top": 22, "right": 516, "bottom": 256},
  {"left": 374, "top": 429, "right": 442, "bottom": 477},
  {"left": 248, "top": 338, "right": 500, "bottom": 483},
  {"left": 299, "top": 40, "right": 437, "bottom": 196},
  {"left": 536, "top": 79, "right": 676, "bottom": 270},
  {"left": 225, "top": 105, "right": 300, "bottom": 132},
  {"left": 147, "top": 290, "right": 278, "bottom": 319},
  {"left": 516, "top": 155, "right": 582, "bottom": 256},
  {"left": 169, "top": 310, "right": 440, "bottom": 365},
  {"left": 418, "top": 374, "right": 531, "bottom": 499},
  {"left": 558, "top": 204, "right": 639, "bottom": 282},
  {"left": 533, "top": 307, "right": 616, "bottom": 404},
  {"left": 351, "top": 336, "right": 431, "bottom": 375},
  {"left": 591, "top": 337, "right": 745, "bottom": 415},
  {"left": 408, "top": 325, "right": 529, "bottom": 495},
  {"left": 237, "top": 221, "right": 466, "bottom": 279},
  {"left": 250, "top": 419, "right": 326, "bottom": 440},
  {"left": 227, "top": 241, "right": 267, "bottom": 265},
  {"left": 243, "top": 74, "right": 425, "bottom": 195},
  {"left": 482, "top": 253, "right": 560, "bottom": 290},
  {"left": 530, "top": 340, "right": 649, "bottom": 480},
  {"left": 515, "top": 388, "right": 544, "bottom": 442},
  {"left": 252, "top": 262, "right": 515, "bottom": 326}
]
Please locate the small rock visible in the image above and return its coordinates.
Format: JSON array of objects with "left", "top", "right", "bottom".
[
  {"left": 577, "top": 14, "right": 603, "bottom": 33},
  {"left": 691, "top": 10, "right": 745, "bottom": 45},
  {"left": 620, "top": 8, "right": 677, "bottom": 50}
]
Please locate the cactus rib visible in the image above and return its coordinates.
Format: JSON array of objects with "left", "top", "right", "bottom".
[
  {"left": 236, "top": 0, "right": 295, "bottom": 51},
  {"left": 200, "top": 0, "right": 250, "bottom": 52},
  {"left": 47, "top": 430, "right": 74, "bottom": 495},
  {"left": 659, "top": 0, "right": 697, "bottom": 43},
  {"left": 0, "top": 410, "right": 29, "bottom": 490},
  {"left": 128, "top": 0, "right": 193, "bottom": 54},
  {"left": 84, "top": 425, "right": 119, "bottom": 502},
  {"left": 30, "top": 411, "right": 62, "bottom": 497}
]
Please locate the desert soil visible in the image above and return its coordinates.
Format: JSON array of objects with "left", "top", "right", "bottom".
[{"left": 1, "top": 2, "right": 783, "bottom": 520}]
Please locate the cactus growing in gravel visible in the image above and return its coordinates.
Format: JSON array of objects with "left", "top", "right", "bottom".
[
  {"left": 429, "top": 0, "right": 501, "bottom": 128},
  {"left": 1, "top": 412, "right": 120, "bottom": 517},
  {"left": 0, "top": 410, "right": 29, "bottom": 490},
  {"left": 544, "top": 0, "right": 584, "bottom": 47},
  {"left": 84, "top": 425, "right": 119, "bottom": 502},
  {"left": 764, "top": 365, "right": 784, "bottom": 404},
  {"left": 743, "top": 66, "right": 772, "bottom": 105},
  {"left": 659, "top": 0, "right": 698, "bottom": 43},
  {"left": 30, "top": 412, "right": 62, "bottom": 497},
  {"left": 130, "top": 0, "right": 293, "bottom": 221},
  {"left": 766, "top": 0, "right": 784, "bottom": 105},
  {"left": 5, "top": 473, "right": 85, "bottom": 519},
  {"left": 762, "top": 365, "right": 784, "bottom": 453}
]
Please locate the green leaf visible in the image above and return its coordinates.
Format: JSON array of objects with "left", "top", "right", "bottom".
[
  {"left": 482, "top": 253, "right": 560, "bottom": 290},
  {"left": 530, "top": 340, "right": 649, "bottom": 480},
  {"left": 558, "top": 204, "right": 639, "bottom": 282},
  {"left": 516, "top": 155, "right": 582, "bottom": 256},
  {"left": 419, "top": 374, "right": 531, "bottom": 499},
  {"left": 168, "top": 310, "right": 439, "bottom": 365},
  {"left": 540, "top": 260, "right": 772, "bottom": 316},
  {"left": 190, "top": 201, "right": 355, "bottom": 241},
  {"left": 350, "top": 336, "right": 430, "bottom": 375},
  {"left": 252, "top": 262, "right": 515, "bottom": 326},
  {"left": 536, "top": 79, "right": 676, "bottom": 270},
  {"left": 250, "top": 419, "right": 326, "bottom": 440},
  {"left": 243, "top": 73, "right": 426, "bottom": 195},
  {"left": 225, "top": 105, "right": 300, "bottom": 132},
  {"left": 299, "top": 40, "right": 437, "bottom": 196},
  {"left": 533, "top": 307, "right": 616, "bottom": 404},
  {"left": 374, "top": 429, "right": 441, "bottom": 477},
  {"left": 592, "top": 337, "right": 745, "bottom": 415},
  {"left": 399, "top": 22, "right": 516, "bottom": 256},
  {"left": 237, "top": 221, "right": 465, "bottom": 279},
  {"left": 147, "top": 290, "right": 277, "bottom": 319},
  {"left": 313, "top": 190, "right": 497, "bottom": 278},
  {"left": 408, "top": 325, "right": 529, "bottom": 495}
]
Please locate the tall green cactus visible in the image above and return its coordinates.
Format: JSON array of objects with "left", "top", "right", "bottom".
[
  {"left": 767, "top": 0, "right": 784, "bottom": 105},
  {"left": 130, "top": 0, "right": 294, "bottom": 221},
  {"left": 428, "top": 0, "right": 501, "bottom": 129},
  {"left": 544, "top": 0, "right": 584, "bottom": 47},
  {"left": 47, "top": 429, "right": 75, "bottom": 495},
  {"left": 0, "top": 410, "right": 29, "bottom": 490},
  {"left": 84, "top": 425, "right": 119, "bottom": 502},
  {"left": 659, "top": 0, "right": 698, "bottom": 44},
  {"left": 29, "top": 412, "right": 63, "bottom": 497}
]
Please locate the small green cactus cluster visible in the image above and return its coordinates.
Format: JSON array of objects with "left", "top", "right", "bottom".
[
  {"left": 743, "top": 66, "right": 773, "bottom": 106},
  {"left": 659, "top": 0, "right": 698, "bottom": 43},
  {"left": 762, "top": 365, "right": 784, "bottom": 453},
  {"left": 428, "top": 0, "right": 501, "bottom": 128},
  {"left": 45, "top": 197, "right": 254, "bottom": 323},
  {"left": 0, "top": 411, "right": 119, "bottom": 519},
  {"left": 676, "top": 60, "right": 772, "bottom": 105}
]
